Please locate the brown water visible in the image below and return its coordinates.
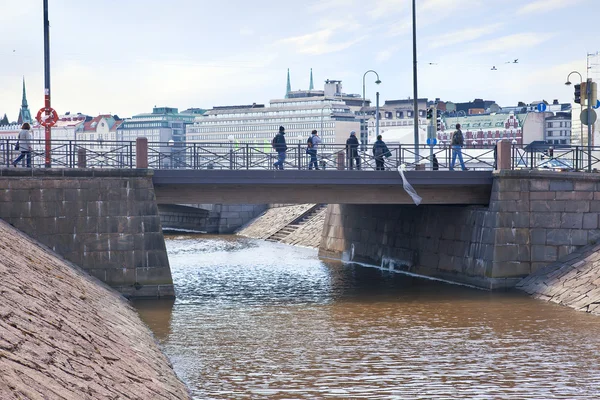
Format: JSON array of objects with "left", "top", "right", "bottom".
[{"left": 134, "top": 234, "right": 600, "bottom": 399}]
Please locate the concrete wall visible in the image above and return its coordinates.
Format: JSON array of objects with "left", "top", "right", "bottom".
[
  {"left": 0, "top": 168, "right": 174, "bottom": 298},
  {"left": 320, "top": 170, "right": 600, "bottom": 289}
]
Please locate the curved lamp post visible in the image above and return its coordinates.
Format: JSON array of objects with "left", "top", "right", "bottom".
[
  {"left": 362, "top": 70, "right": 381, "bottom": 109},
  {"left": 565, "top": 70, "right": 590, "bottom": 171}
]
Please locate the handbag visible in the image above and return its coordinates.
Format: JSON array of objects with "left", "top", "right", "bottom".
[{"left": 14, "top": 141, "right": 19, "bottom": 151}]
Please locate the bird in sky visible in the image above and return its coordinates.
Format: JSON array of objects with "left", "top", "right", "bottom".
[{"left": 491, "top": 66, "right": 498, "bottom": 71}]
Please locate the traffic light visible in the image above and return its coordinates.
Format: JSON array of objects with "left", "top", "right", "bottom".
[
  {"left": 426, "top": 108, "right": 433, "bottom": 119},
  {"left": 436, "top": 111, "right": 442, "bottom": 131},
  {"left": 574, "top": 84, "right": 581, "bottom": 104}
]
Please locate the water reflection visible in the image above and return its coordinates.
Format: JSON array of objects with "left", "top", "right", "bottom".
[{"left": 135, "top": 234, "right": 600, "bottom": 399}]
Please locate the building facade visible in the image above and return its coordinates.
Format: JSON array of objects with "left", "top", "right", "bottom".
[
  {"left": 365, "top": 98, "right": 430, "bottom": 145},
  {"left": 117, "top": 107, "right": 195, "bottom": 144},
  {"left": 545, "top": 113, "right": 572, "bottom": 145}
]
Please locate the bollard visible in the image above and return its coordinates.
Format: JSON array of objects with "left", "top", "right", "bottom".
[
  {"left": 77, "top": 148, "right": 87, "bottom": 168},
  {"left": 496, "top": 140, "right": 511, "bottom": 171},
  {"left": 136, "top": 137, "right": 148, "bottom": 169},
  {"left": 337, "top": 152, "right": 345, "bottom": 170}
]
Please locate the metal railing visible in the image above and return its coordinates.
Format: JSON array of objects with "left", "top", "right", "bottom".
[{"left": 2, "top": 138, "right": 599, "bottom": 172}]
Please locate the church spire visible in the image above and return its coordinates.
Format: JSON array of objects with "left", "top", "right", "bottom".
[
  {"left": 309, "top": 68, "right": 314, "bottom": 90},
  {"left": 17, "top": 77, "right": 32, "bottom": 125},
  {"left": 21, "top": 77, "right": 28, "bottom": 108},
  {"left": 285, "top": 68, "right": 291, "bottom": 98}
]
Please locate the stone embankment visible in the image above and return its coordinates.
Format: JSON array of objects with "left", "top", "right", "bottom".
[
  {"left": 0, "top": 219, "right": 190, "bottom": 399},
  {"left": 517, "top": 243, "right": 600, "bottom": 316},
  {"left": 237, "top": 204, "right": 325, "bottom": 248}
]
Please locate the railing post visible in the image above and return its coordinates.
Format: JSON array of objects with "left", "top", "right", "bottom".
[
  {"left": 495, "top": 140, "right": 511, "bottom": 171},
  {"left": 136, "top": 137, "right": 148, "bottom": 169},
  {"left": 337, "top": 151, "right": 345, "bottom": 170},
  {"left": 77, "top": 148, "right": 87, "bottom": 168},
  {"left": 246, "top": 143, "right": 250, "bottom": 170}
]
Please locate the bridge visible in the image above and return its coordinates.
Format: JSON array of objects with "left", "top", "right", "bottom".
[{"left": 152, "top": 169, "right": 493, "bottom": 204}]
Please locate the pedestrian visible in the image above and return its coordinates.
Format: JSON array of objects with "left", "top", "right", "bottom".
[
  {"left": 13, "top": 122, "right": 33, "bottom": 168},
  {"left": 372, "top": 134, "right": 390, "bottom": 171},
  {"left": 450, "top": 123, "right": 468, "bottom": 171},
  {"left": 307, "top": 129, "right": 321, "bottom": 170},
  {"left": 272, "top": 126, "right": 287, "bottom": 170},
  {"left": 432, "top": 154, "right": 439, "bottom": 170},
  {"left": 346, "top": 130, "right": 360, "bottom": 170}
]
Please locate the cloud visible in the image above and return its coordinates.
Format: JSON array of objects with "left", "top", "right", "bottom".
[
  {"left": 517, "top": 0, "right": 581, "bottom": 15},
  {"left": 239, "top": 28, "right": 254, "bottom": 36},
  {"left": 277, "top": 28, "right": 367, "bottom": 56},
  {"left": 464, "top": 32, "right": 554, "bottom": 55},
  {"left": 429, "top": 23, "right": 503, "bottom": 48}
]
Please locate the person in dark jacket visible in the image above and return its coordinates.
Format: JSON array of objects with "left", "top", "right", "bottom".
[
  {"left": 450, "top": 123, "right": 468, "bottom": 171},
  {"left": 372, "top": 134, "right": 390, "bottom": 171},
  {"left": 346, "top": 130, "right": 360, "bottom": 170},
  {"left": 272, "top": 126, "right": 288, "bottom": 170}
]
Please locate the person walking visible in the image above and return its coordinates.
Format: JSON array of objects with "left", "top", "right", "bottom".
[
  {"left": 307, "top": 129, "right": 321, "bottom": 170},
  {"left": 450, "top": 123, "right": 468, "bottom": 171},
  {"left": 372, "top": 134, "right": 390, "bottom": 171},
  {"left": 346, "top": 130, "right": 360, "bottom": 170},
  {"left": 13, "top": 122, "right": 33, "bottom": 168},
  {"left": 272, "top": 126, "right": 288, "bottom": 170}
]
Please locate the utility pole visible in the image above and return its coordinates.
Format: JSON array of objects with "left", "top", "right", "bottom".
[
  {"left": 376, "top": 92, "right": 380, "bottom": 139},
  {"left": 587, "top": 78, "right": 593, "bottom": 172},
  {"left": 411, "top": 0, "right": 419, "bottom": 161},
  {"left": 43, "top": 0, "right": 52, "bottom": 167}
]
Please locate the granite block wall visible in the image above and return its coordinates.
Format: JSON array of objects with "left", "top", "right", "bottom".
[
  {"left": 0, "top": 168, "right": 174, "bottom": 298},
  {"left": 319, "top": 170, "right": 600, "bottom": 289}
]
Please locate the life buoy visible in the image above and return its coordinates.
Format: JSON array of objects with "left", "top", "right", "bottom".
[{"left": 36, "top": 107, "right": 59, "bottom": 127}]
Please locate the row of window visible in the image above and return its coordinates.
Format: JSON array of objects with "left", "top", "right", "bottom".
[
  {"left": 547, "top": 131, "right": 570, "bottom": 137},
  {"left": 547, "top": 122, "right": 571, "bottom": 128}
]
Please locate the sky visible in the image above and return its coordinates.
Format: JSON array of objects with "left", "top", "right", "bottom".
[{"left": 1, "top": 0, "right": 599, "bottom": 120}]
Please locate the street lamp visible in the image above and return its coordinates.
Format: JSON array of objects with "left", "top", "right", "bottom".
[
  {"left": 362, "top": 70, "right": 381, "bottom": 109},
  {"left": 411, "top": 0, "right": 419, "bottom": 159},
  {"left": 320, "top": 104, "right": 331, "bottom": 136},
  {"left": 565, "top": 71, "right": 588, "bottom": 171},
  {"left": 228, "top": 135, "right": 234, "bottom": 170}
]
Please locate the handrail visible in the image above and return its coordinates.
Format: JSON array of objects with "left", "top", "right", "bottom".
[{"left": 1, "top": 139, "right": 599, "bottom": 172}]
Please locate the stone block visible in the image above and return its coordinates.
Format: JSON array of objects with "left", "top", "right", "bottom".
[
  {"left": 530, "top": 228, "right": 547, "bottom": 245},
  {"left": 530, "top": 180, "right": 550, "bottom": 191},
  {"left": 560, "top": 213, "right": 583, "bottom": 229},
  {"left": 529, "top": 191, "right": 556, "bottom": 200},
  {"left": 549, "top": 180, "right": 574, "bottom": 191},
  {"left": 555, "top": 191, "right": 593, "bottom": 200},
  {"left": 106, "top": 268, "right": 137, "bottom": 286},
  {"left": 530, "top": 212, "right": 561, "bottom": 229},
  {"left": 588, "top": 230, "right": 600, "bottom": 245},
  {"left": 491, "top": 261, "right": 531, "bottom": 278},
  {"left": 497, "top": 178, "right": 528, "bottom": 192},
  {"left": 497, "top": 212, "right": 530, "bottom": 228},
  {"left": 557, "top": 245, "right": 578, "bottom": 259},
  {"left": 574, "top": 181, "right": 596, "bottom": 191},
  {"left": 531, "top": 245, "right": 558, "bottom": 262},
  {"left": 582, "top": 213, "right": 599, "bottom": 230},
  {"left": 563, "top": 201, "right": 590, "bottom": 213},
  {"left": 494, "top": 228, "right": 529, "bottom": 245}
]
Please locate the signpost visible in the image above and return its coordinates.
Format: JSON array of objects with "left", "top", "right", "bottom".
[
  {"left": 581, "top": 108, "right": 597, "bottom": 126},
  {"left": 537, "top": 103, "right": 547, "bottom": 112}
]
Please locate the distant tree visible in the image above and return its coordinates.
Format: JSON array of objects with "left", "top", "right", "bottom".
[{"left": 0, "top": 114, "right": 9, "bottom": 126}]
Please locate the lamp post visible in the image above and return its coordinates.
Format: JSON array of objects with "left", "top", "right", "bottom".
[
  {"left": 227, "top": 135, "right": 234, "bottom": 170},
  {"left": 167, "top": 139, "right": 174, "bottom": 168},
  {"left": 565, "top": 71, "right": 587, "bottom": 170},
  {"left": 362, "top": 70, "right": 381, "bottom": 148},
  {"left": 320, "top": 104, "right": 331, "bottom": 136},
  {"left": 376, "top": 92, "right": 380, "bottom": 139},
  {"left": 411, "top": 0, "right": 419, "bottom": 159}
]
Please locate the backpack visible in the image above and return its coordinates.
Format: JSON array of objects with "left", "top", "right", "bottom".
[
  {"left": 451, "top": 131, "right": 461, "bottom": 145},
  {"left": 307, "top": 136, "right": 313, "bottom": 148},
  {"left": 272, "top": 134, "right": 279, "bottom": 148},
  {"left": 374, "top": 143, "right": 384, "bottom": 157}
]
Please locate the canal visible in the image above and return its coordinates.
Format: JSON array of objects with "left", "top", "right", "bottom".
[{"left": 134, "top": 234, "right": 600, "bottom": 399}]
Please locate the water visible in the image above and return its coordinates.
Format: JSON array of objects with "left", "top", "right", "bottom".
[{"left": 134, "top": 234, "right": 600, "bottom": 399}]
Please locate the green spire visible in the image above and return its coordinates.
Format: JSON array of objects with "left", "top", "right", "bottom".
[
  {"left": 21, "top": 77, "right": 28, "bottom": 108},
  {"left": 285, "top": 68, "right": 291, "bottom": 98},
  {"left": 17, "top": 77, "right": 32, "bottom": 125},
  {"left": 309, "top": 68, "right": 314, "bottom": 90}
]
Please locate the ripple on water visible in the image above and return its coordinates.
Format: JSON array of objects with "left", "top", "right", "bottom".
[{"left": 134, "top": 235, "right": 600, "bottom": 400}]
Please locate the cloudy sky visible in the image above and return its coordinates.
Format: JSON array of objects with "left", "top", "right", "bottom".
[{"left": 0, "top": 0, "right": 598, "bottom": 120}]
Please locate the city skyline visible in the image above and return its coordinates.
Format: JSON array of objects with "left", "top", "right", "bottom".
[{"left": 0, "top": 0, "right": 598, "bottom": 119}]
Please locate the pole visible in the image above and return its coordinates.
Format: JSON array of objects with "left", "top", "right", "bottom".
[
  {"left": 376, "top": 92, "right": 380, "bottom": 139},
  {"left": 430, "top": 104, "right": 436, "bottom": 170},
  {"left": 412, "top": 0, "right": 419, "bottom": 160},
  {"left": 43, "top": 0, "right": 51, "bottom": 167},
  {"left": 587, "top": 78, "right": 592, "bottom": 172}
]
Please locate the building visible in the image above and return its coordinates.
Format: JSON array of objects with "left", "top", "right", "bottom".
[
  {"left": 17, "top": 78, "right": 32, "bottom": 125},
  {"left": 187, "top": 79, "right": 361, "bottom": 146},
  {"left": 117, "top": 107, "right": 195, "bottom": 144},
  {"left": 364, "top": 98, "right": 430, "bottom": 145},
  {"left": 545, "top": 113, "right": 572, "bottom": 145},
  {"left": 31, "top": 113, "right": 88, "bottom": 142},
  {"left": 437, "top": 113, "right": 523, "bottom": 147}
]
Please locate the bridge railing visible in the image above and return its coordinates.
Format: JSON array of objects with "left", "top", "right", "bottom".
[{"left": 2, "top": 138, "right": 600, "bottom": 172}]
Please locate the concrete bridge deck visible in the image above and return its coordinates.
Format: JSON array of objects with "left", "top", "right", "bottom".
[{"left": 152, "top": 170, "right": 493, "bottom": 205}]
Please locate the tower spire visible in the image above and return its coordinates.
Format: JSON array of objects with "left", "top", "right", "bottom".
[
  {"left": 21, "top": 77, "right": 28, "bottom": 108},
  {"left": 285, "top": 68, "right": 291, "bottom": 98},
  {"left": 309, "top": 68, "right": 314, "bottom": 90},
  {"left": 17, "top": 77, "right": 32, "bottom": 125}
]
